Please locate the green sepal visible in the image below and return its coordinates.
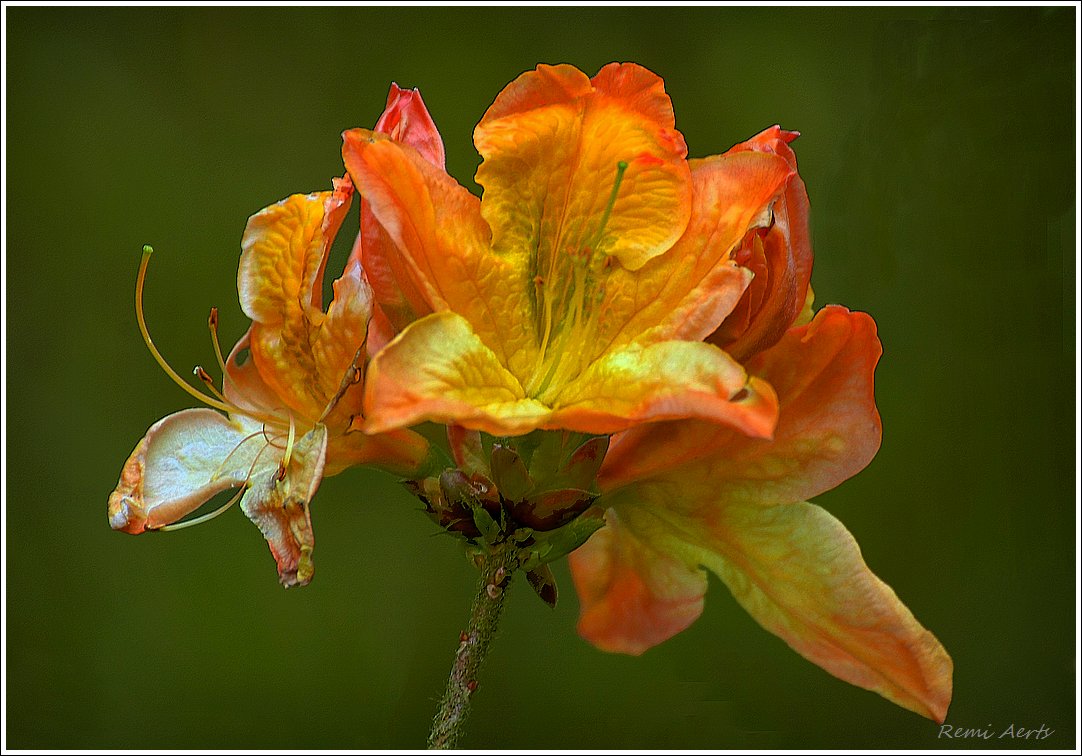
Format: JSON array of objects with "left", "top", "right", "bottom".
[
  {"left": 517, "top": 511, "right": 604, "bottom": 572},
  {"left": 490, "top": 444, "right": 533, "bottom": 501}
]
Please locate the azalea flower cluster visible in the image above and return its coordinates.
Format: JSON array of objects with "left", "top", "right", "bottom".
[{"left": 109, "top": 63, "right": 952, "bottom": 721}]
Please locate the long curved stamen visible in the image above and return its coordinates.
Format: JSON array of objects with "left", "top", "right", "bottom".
[
  {"left": 136, "top": 246, "right": 280, "bottom": 426},
  {"left": 262, "top": 425, "right": 288, "bottom": 451},
  {"left": 157, "top": 485, "right": 247, "bottom": 532},
  {"left": 207, "top": 307, "right": 229, "bottom": 377}
]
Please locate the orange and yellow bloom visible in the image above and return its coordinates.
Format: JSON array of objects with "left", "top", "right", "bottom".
[
  {"left": 110, "top": 61, "right": 952, "bottom": 724},
  {"left": 346, "top": 63, "right": 952, "bottom": 721}
]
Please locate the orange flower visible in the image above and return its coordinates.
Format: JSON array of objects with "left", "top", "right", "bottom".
[
  {"left": 108, "top": 173, "right": 430, "bottom": 587},
  {"left": 343, "top": 63, "right": 788, "bottom": 439},
  {"left": 569, "top": 126, "right": 953, "bottom": 722}
]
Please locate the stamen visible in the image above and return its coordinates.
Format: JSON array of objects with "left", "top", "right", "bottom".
[
  {"left": 588, "top": 161, "right": 628, "bottom": 257},
  {"left": 193, "top": 365, "right": 229, "bottom": 403},
  {"left": 262, "top": 425, "right": 288, "bottom": 451},
  {"left": 207, "top": 307, "right": 229, "bottom": 376},
  {"left": 209, "top": 428, "right": 265, "bottom": 482},
  {"left": 526, "top": 162, "right": 630, "bottom": 397},
  {"left": 276, "top": 413, "right": 297, "bottom": 482},
  {"left": 135, "top": 245, "right": 280, "bottom": 426},
  {"left": 157, "top": 485, "right": 246, "bottom": 532}
]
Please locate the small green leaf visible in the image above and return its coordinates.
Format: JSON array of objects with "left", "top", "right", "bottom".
[{"left": 490, "top": 444, "right": 533, "bottom": 501}]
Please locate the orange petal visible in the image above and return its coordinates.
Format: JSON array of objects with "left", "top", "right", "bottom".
[
  {"left": 343, "top": 130, "right": 539, "bottom": 381},
  {"left": 352, "top": 84, "right": 447, "bottom": 336},
  {"left": 222, "top": 329, "right": 289, "bottom": 418},
  {"left": 547, "top": 340, "right": 778, "bottom": 437},
  {"left": 569, "top": 508, "right": 706, "bottom": 655},
  {"left": 709, "top": 500, "right": 953, "bottom": 721},
  {"left": 237, "top": 178, "right": 372, "bottom": 424},
  {"left": 586, "top": 478, "right": 953, "bottom": 720},
  {"left": 601, "top": 306, "right": 881, "bottom": 497},
  {"left": 474, "top": 63, "right": 692, "bottom": 272},
  {"left": 108, "top": 408, "right": 273, "bottom": 534},
  {"left": 362, "top": 311, "right": 549, "bottom": 436},
  {"left": 373, "top": 83, "right": 446, "bottom": 168},
  {"left": 710, "top": 126, "right": 814, "bottom": 361},
  {"left": 593, "top": 150, "right": 793, "bottom": 358},
  {"left": 240, "top": 424, "right": 327, "bottom": 587}
]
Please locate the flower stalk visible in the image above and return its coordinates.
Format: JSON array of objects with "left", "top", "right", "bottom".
[{"left": 428, "top": 547, "right": 518, "bottom": 749}]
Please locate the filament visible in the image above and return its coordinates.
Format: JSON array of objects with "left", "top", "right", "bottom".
[
  {"left": 194, "top": 365, "right": 229, "bottom": 404},
  {"left": 207, "top": 307, "right": 229, "bottom": 376},
  {"left": 276, "top": 413, "right": 297, "bottom": 481},
  {"left": 157, "top": 485, "right": 246, "bottom": 532},
  {"left": 158, "top": 439, "right": 274, "bottom": 532},
  {"left": 136, "top": 246, "right": 280, "bottom": 427}
]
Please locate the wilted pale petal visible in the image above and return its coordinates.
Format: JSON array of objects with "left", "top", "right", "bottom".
[
  {"left": 240, "top": 424, "right": 327, "bottom": 587},
  {"left": 108, "top": 408, "right": 270, "bottom": 534}
]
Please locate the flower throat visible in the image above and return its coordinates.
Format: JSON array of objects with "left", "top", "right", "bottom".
[{"left": 525, "top": 161, "right": 628, "bottom": 399}]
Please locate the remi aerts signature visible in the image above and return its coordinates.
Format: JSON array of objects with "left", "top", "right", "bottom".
[{"left": 938, "top": 723, "right": 1055, "bottom": 741}]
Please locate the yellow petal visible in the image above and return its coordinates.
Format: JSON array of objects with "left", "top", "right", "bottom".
[
  {"left": 546, "top": 339, "right": 777, "bottom": 437},
  {"left": 362, "top": 311, "right": 549, "bottom": 436},
  {"left": 475, "top": 63, "right": 692, "bottom": 271},
  {"left": 343, "top": 130, "right": 538, "bottom": 380},
  {"left": 240, "top": 424, "right": 327, "bottom": 587},
  {"left": 237, "top": 178, "right": 371, "bottom": 424},
  {"left": 108, "top": 408, "right": 273, "bottom": 534}
]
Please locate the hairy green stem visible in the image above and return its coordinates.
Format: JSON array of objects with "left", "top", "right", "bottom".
[{"left": 427, "top": 548, "right": 516, "bottom": 749}]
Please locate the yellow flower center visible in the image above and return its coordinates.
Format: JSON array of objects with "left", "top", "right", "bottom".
[{"left": 525, "top": 161, "right": 628, "bottom": 399}]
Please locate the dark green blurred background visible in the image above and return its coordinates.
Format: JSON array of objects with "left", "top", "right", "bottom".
[{"left": 5, "top": 6, "right": 1076, "bottom": 749}]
